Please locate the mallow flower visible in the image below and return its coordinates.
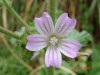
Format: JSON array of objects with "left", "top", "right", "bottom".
[{"left": 26, "top": 12, "right": 82, "bottom": 68}]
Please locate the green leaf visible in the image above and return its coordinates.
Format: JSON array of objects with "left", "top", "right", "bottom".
[{"left": 67, "top": 29, "right": 92, "bottom": 46}]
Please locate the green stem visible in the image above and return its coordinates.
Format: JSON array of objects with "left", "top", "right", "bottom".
[
  {"left": 47, "top": 0, "right": 56, "bottom": 23},
  {"left": 88, "top": 0, "right": 97, "bottom": 17},
  {"left": 2, "top": 0, "right": 31, "bottom": 33},
  {"left": 46, "top": 67, "right": 54, "bottom": 75},
  {"left": 0, "top": 26, "right": 20, "bottom": 39}
]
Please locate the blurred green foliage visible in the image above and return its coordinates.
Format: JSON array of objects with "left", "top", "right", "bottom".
[{"left": 0, "top": 0, "right": 100, "bottom": 75}]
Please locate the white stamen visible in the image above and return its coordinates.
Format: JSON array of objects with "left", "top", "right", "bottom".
[{"left": 50, "top": 37, "right": 58, "bottom": 45}]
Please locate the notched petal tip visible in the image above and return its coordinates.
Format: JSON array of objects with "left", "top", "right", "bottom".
[
  {"left": 67, "top": 39, "right": 82, "bottom": 50},
  {"left": 43, "top": 12, "right": 50, "bottom": 17},
  {"left": 55, "top": 13, "right": 77, "bottom": 37},
  {"left": 34, "top": 12, "right": 54, "bottom": 36},
  {"left": 58, "top": 39, "right": 82, "bottom": 58},
  {"left": 60, "top": 13, "right": 68, "bottom": 16}
]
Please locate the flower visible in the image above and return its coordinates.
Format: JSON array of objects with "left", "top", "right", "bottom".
[{"left": 26, "top": 12, "right": 82, "bottom": 68}]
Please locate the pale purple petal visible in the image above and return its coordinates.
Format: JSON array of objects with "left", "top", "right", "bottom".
[
  {"left": 34, "top": 12, "right": 54, "bottom": 36},
  {"left": 58, "top": 39, "right": 81, "bottom": 58},
  {"left": 55, "top": 13, "right": 77, "bottom": 37},
  {"left": 42, "top": 12, "right": 54, "bottom": 34},
  {"left": 26, "top": 34, "right": 47, "bottom": 51},
  {"left": 45, "top": 45, "right": 62, "bottom": 68}
]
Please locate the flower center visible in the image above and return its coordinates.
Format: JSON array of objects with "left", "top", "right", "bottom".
[{"left": 49, "top": 37, "right": 58, "bottom": 45}]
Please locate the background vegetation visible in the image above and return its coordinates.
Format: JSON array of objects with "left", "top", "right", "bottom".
[{"left": 0, "top": 0, "right": 100, "bottom": 75}]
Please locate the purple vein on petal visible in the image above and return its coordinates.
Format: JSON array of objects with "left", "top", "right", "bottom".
[
  {"left": 34, "top": 18, "right": 48, "bottom": 35},
  {"left": 42, "top": 12, "right": 54, "bottom": 35},
  {"left": 59, "top": 19, "right": 76, "bottom": 36},
  {"left": 55, "top": 13, "right": 68, "bottom": 35},
  {"left": 60, "top": 45, "right": 77, "bottom": 58}
]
